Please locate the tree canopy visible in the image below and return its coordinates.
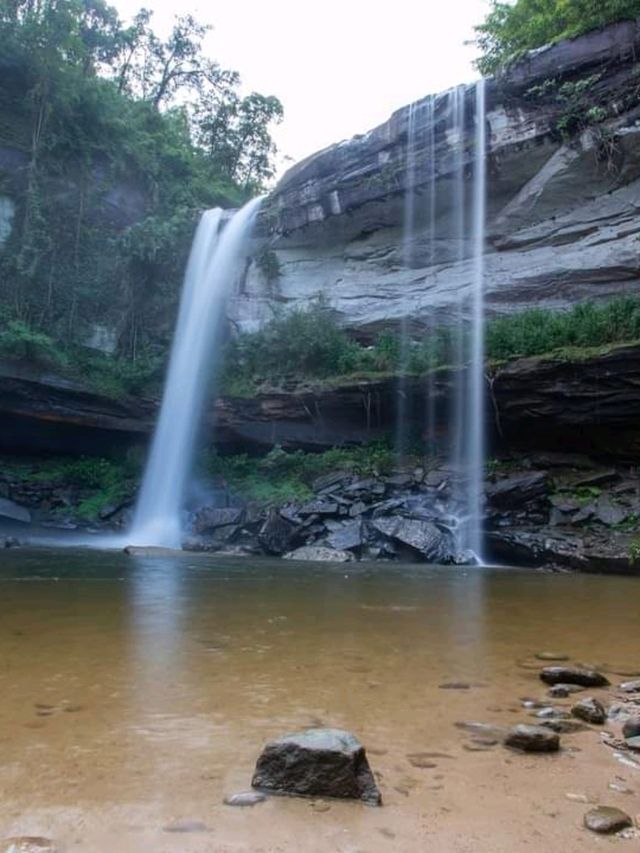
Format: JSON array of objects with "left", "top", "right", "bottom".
[
  {"left": 0, "top": 0, "right": 283, "bottom": 363},
  {"left": 475, "top": 0, "right": 640, "bottom": 75}
]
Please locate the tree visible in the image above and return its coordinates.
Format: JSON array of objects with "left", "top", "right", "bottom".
[{"left": 474, "top": 0, "right": 640, "bottom": 74}]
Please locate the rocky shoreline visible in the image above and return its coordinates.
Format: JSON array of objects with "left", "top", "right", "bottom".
[{"left": 3, "top": 448, "right": 639, "bottom": 575}]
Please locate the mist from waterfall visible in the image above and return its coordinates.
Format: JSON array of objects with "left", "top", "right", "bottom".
[{"left": 130, "top": 197, "right": 262, "bottom": 548}]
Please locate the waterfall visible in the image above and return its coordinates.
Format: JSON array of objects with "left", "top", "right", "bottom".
[
  {"left": 130, "top": 197, "right": 262, "bottom": 548},
  {"left": 395, "top": 101, "right": 418, "bottom": 458},
  {"left": 462, "top": 79, "right": 487, "bottom": 562}
]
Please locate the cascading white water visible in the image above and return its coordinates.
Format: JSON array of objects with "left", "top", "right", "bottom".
[
  {"left": 450, "top": 84, "right": 467, "bottom": 512},
  {"left": 462, "top": 79, "right": 487, "bottom": 562},
  {"left": 130, "top": 197, "right": 262, "bottom": 548},
  {"left": 395, "top": 100, "right": 418, "bottom": 457}
]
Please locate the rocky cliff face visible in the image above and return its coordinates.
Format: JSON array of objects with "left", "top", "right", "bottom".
[{"left": 230, "top": 19, "right": 640, "bottom": 337}]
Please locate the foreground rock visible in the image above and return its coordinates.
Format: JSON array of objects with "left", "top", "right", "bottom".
[
  {"left": 251, "top": 728, "right": 381, "bottom": 805},
  {"left": 583, "top": 806, "right": 633, "bottom": 834},
  {"left": 539, "top": 666, "right": 609, "bottom": 687},
  {"left": 503, "top": 725, "right": 560, "bottom": 753},
  {"left": 571, "top": 697, "right": 606, "bottom": 725}
]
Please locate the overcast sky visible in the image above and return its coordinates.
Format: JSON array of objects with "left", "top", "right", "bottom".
[{"left": 112, "top": 0, "right": 489, "bottom": 176}]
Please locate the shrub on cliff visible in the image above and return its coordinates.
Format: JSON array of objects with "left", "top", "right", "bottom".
[{"left": 475, "top": 0, "right": 640, "bottom": 75}]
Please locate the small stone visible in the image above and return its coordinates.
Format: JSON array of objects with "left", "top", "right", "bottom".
[
  {"left": 620, "top": 680, "right": 640, "bottom": 694},
  {"left": 224, "top": 791, "right": 267, "bottom": 807},
  {"left": 571, "top": 697, "right": 606, "bottom": 725},
  {"left": 1, "top": 840, "right": 57, "bottom": 853},
  {"left": 548, "top": 684, "right": 584, "bottom": 698},
  {"left": 163, "top": 819, "right": 208, "bottom": 832},
  {"left": 535, "top": 652, "right": 570, "bottom": 662},
  {"left": 406, "top": 753, "right": 438, "bottom": 768},
  {"left": 539, "top": 666, "right": 609, "bottom": 687},
  {"left": 565, "top": 793, "right": 590, "bottom": 803},
  {"left": 540, "top": 718, "right": 586, "bottom": 734},
  {"left": 439, "top": 682, "right": 471, "bottom": 690},
  {"left": 504, "top": 725, "right": 560, "bottom": 753},
  {"left": 622, "top": 718, "right": 640, "bottom": 740},
  {"left": 584, "top": 806, "right": 632, "bottom": 834},
  {"left": 608, "top": 782, "right": 634, "bottom": 795}
]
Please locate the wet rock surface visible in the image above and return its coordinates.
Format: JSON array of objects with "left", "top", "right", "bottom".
[
  {"left": 571, "top": 697, "right": 607, "bottom": 725},
  {"left": 540, "top": 666, "right": 609, "bottom": 687},
  {"left": 504, "top": 724, "right": 560, "bottom": 753},
  {"left": 251, "top": 728, "right": 381, "bottom": 805},
  {"left": 583, "top": 806, "right": 633, "bottom": 834}
]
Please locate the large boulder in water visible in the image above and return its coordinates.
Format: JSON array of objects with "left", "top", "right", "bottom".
[
  {"left": 371, "top": 516, "right": 451, "bottom": 561},
  {"left": 251, "top": 728, "right": 381, "bottom": 805}
]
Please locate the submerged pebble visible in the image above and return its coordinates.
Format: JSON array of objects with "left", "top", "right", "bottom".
[
  {"left": 162, "top": 819, "right": 208, "bottom": 833},
  {"left": 571, "top": 697, "right": 607, "bottom": 725},
  {"left": 224, "top": 791, "right": 267, "bottom": 807},
  {"left": 1, "top": 839, "right": 57, "bottom": 853},
  {"left": 504, "top": 725, "right": 560, "bottom": 753}
]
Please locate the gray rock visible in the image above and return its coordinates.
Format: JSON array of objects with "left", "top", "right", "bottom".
[
  {"left": 539, "top": 666, "right": 609, "bottom": 687},
  {"left": 326, "top": 520, "right": 364, "bottom": 551},
  {"left": 571, "top": 697, "right": 606, "bottom": 725},
  {"left": 504, "top": 724, "right": 560, "bottom": 753},
  {"left": 311, "top": 471, "right": 351, "bottom": 493},
  {"left": 371, "top": 516, "right": 451, "bottom": 562},
  {"left": 593, "top": 499, "right": 627, "bottom": 527},
  {"left": 583, "top": 806, "right": 632, "bottom": 834},
  {"left": 622, "top": 718, "right": 640, "bottom": 740},
  {"left": 0, "top": 497, "right": 31, "bottom": 524},
  {"left": 251, "top": 728, "right": 381, "bottom": 805},
  {"left": 283, "top": 545, "right": 354, "bottom": 563},
  {"left": 619, "top": 680, "right": 640, "bottom": 693},
  {"left": 486, "top": 472, "right": 548, "bottom": 509},
  {"left": 298, "top": 500, "right": 339, "bottom": 517},
  {"left": 258, "top": 510, "right": 297, "bottom": 555},
  {"left": 548, "top": 684, "right": 584, "bottom": 698},
  {"left": 193, "top": 506, "right": 244, "bottom": 534}
]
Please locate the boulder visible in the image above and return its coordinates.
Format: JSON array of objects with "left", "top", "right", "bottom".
[
  {"left": 193, "top": 506, "right": 244, "bottom": 534},
  {"left": 251, "top": 728, "right": 381, "bottom": 805},
  {"left": 571, "top": 697, "right": 606, "bottom": 725},
  {"left": 486, "top": 472, "right": 548, "bottom": 509},
  {"left": 0, "top": 497, "right": 31, "bottom": 524},
  {"left": 258, "top": 510, "right": 297, "bottom": 555},
  {"left": 503, "top": 725, "right": 560, "bottom": 753},
  {"left": 371, "top": 516, "right": 451, "bottom": 562},
  {"left": 622, "top": 718, "right": 640, "bottom": 740},
  {"left": 539, "top": 666, "right": 609, "bottom": 687},
  {"left": 583, "top": 806, "right": 632, "bottom": 834},
  {"left": 326, "top": 520, "right": 365, "bottom": 551}
]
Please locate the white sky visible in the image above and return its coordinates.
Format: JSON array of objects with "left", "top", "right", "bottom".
[{"left": 112, "top": 0, "right": 489, "bottom": 176}]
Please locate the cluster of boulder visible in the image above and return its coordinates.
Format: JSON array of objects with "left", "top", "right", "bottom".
[{"left": 184, "top": 467, "right": 462, "bottom": 563}]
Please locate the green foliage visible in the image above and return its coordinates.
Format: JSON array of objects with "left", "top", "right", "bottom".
[
  {"left": 255, "top": 249, "right": 282, "bottom": 287},
  {"left": 0, "top": 0, "right": 282, "bottom": 367},
  {"left": 629, "top": 536, "right": 640, "bottom": 565},
  {"left": 220, "top": 297, "right": 640, "bottom": 395},
  {"left": 203, "top": 442, "right": 394, "bottom": 505},
  {"left": 223, "top": 300, "right": 362, "bottom": 387},
  {"left": 0, "top": 320, "right": 66, "bottom": 366},
  {"left": 486, "top": 298, "right": 640, "bottom": 361},
  {"left": 475, "top": 0, "right": 640, "bottom": 75},
  {"left": 4, "top": 453, "right": 138, "bottom": 519}
]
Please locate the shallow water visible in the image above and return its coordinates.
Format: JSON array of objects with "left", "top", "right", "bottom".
[{"left": 0, "top": 550, "right": 638, "bottom": 851}]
